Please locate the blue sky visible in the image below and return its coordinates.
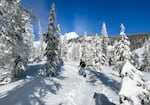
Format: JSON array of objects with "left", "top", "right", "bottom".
[{"left": 21, "top": 0, "right": 150, "bottom": 40}]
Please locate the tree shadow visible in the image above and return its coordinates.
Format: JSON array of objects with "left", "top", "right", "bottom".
[
  {"left": 20, "top": 63, "right": 65, "bottom": 79},
  {"left": 0, "top": 76, "right": 64, "bottom": 105},
  {"left": 19, "top": 63, "right": 45, "bottom": 79},
  {"left": 93, "top": 92, "right": 116, "bottom": 105},
  {"left": 86, "top": 68, "right": 120, "bottom": 94},
  {"left": 0, "top": 62, "right": 67, "bottom": 105},
  {"left": 56, "top": 63, "right": 66, "bottom": 76}
]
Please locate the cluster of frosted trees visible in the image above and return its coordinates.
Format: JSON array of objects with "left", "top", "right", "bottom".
[
  {"left": 61, "top": 22, "right": 109, "bottom": 71},
  {"left": 111, "top": 24, "right": 150, "bottom": 105},
  {"left": 0, "top": 1, "right": 63, "bottom": 80},
  {"left": 61, "top": 22, "right": 150, "bottom": 104},
  {"left": 0, "top": 0, "right": 34, "bottom": 82}
]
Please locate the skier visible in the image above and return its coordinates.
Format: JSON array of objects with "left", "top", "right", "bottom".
[{"left": 78, "top": 59, "right": 86, "bottom": 77}]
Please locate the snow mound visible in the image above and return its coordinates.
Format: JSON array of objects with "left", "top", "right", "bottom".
[
  {"left": 121, "top": 60, "right": 143, "bottom": 77},
  {"left": 119, "top": 61, "right": 150, "bottom": 105},
  {"left": 62, "top": 32, "right": 79, "bottom": 40}
]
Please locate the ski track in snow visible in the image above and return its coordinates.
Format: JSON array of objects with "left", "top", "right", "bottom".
[{"left": 0, "top": 61, "right": 121, "bottom": 105}]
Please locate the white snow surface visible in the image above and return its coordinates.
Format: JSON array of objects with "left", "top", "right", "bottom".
[
  {"left": 61, "top": 32, "right": 79, "bottom": 40},
  {"left": 119, "top": 61, "right": 150, "bottom": 105},
  {"left": 121, "top": 60, "right": 143, "bottom": 77},
  {"left": 0, "top": 61, "right": 150, "bottom": 105}
]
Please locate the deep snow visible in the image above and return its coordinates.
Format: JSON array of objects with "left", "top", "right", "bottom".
[{"left": 0, "top": 61, "right": 149, "bottom": 105}]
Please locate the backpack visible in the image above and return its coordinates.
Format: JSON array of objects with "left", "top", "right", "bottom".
[{"left": 81, "top": 63, "right": 86, "bottom": 68}]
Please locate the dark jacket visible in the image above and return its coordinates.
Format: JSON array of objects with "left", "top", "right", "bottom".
[{"left": 80, "top": 61, "right": 86, "bottom": 68}]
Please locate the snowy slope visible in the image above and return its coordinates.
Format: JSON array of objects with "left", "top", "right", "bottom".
[
  {"left": 0, "top": 61, "right": 149, "bottom": 105},
  {"left": 0, "top": 61, "right": 119, "bottom": 105},
  {"left": 61, "top": 32, "right": 79, "bottom": 40}
]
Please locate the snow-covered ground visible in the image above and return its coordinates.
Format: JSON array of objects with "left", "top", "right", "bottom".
[{"left": 0, "top": 61, "right": 149, "bottom": 105}]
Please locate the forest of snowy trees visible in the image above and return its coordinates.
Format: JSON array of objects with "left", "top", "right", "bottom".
[
  {"left": 0, "top": 0, "right": 35, "bottom": 82},
  {"left": 60, "top": 22, "right": 150, "bottom": 104},
  {"left": 0, "top": 1, "right": 150, "bottom": 105},
  {"left": 61, "top": 21, "right": 150, "bottom": 105}
]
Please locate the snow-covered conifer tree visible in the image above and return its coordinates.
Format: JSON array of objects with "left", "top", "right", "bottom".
[
  {"left": 71, "top": 42, "right": 80, "bottom": 61},
  {"left": 113, "top": 23, "right": 133, "bottom": 76},
  {"left": 77, "top": 42, "right": 82, "bottom": 61},
  {"left": 26, "top": 16, "right": 35, "bottom": 59},
  {"left": 56, "top": 24, "right": 63, "bottom": 64},
  {"left": 0, "top": 0, "right": 34, "bottom": 81},
  {"left": 143, "top": 38, "right": 150, "bottom": 72},
  {"left": 38, "top": 21, "right": 44, "bottom": 59},
  {"left": 133, "top": 52, "right": 140, "bottom": 69},
  {"left": 119, "top": 60, "right": 150, "bottom": 105},
  {"left": 11, "top": 2, "right": 34, "bottom": 78},
  {"left": 101, "top": 22, "right": 109, "bottom": 65},
  {"left": 61, "top": 34, "right": 68, "bottom": 61},
  {"left": 81, "top": 39, "right": 88, "bottom": 62},
  {"left": 81, "top": 37, "right": 93, "bottom": 65},
  {"left": 44, "top": 3, "right": 62, "bottom": 76},
  {"left": 92, "top": 36, "right": 103, "bottom": 70}
]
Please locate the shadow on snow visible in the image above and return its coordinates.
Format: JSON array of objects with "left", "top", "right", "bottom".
[
  {"left": 86, "top": 68, "right": 120, "bottom": 94},
  {"left": 0, "top": 63, "right": 66, "bottom": 105},
  {"left": 0, "top": 76, "right": 66, "bottom": 105},
  {"left": 93, "top": 92, "right": 115, "bottom": 105},
  {"left": 18, "top": 63, "right": 44, "bottom": 79}
]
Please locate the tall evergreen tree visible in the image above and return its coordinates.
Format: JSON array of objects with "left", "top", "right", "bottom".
[
  {"left": 44, "top": 3, "right": 62, "bottom": 76},
  {"left": 143, "top": 38, "right": 150, "bottom": 72},
  {"left": 56, "top": 24, "right": 63, "bottom": 64},
  {"left": 92, "top": 36, "right": 103, "bottom": 70},
  {"left": 61, "top": 35, "right": 68, "bottom": 61},
  {"left": 71, "top": 42, "right": 80, "bottom": 61},
  {"left": 38, "top": 21, "right": 44, "bottom": 59},
  {"left": 25, "top": 13, "right": 35, "bottom": 59},
  {"left": 113, "top": 23, "right": 133, "bottom": 76},
  {"left": 101, "top": 22, "right": 109, "bottom": 65},
  {"left": 81, "top": 37, "right": 93, "bottom": 65},
  {"left": 81, "top": 39, "right": 88, "bottom": 62},
  {"left": 0, "top": 0, "right": 34, "bottom": 81}
]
